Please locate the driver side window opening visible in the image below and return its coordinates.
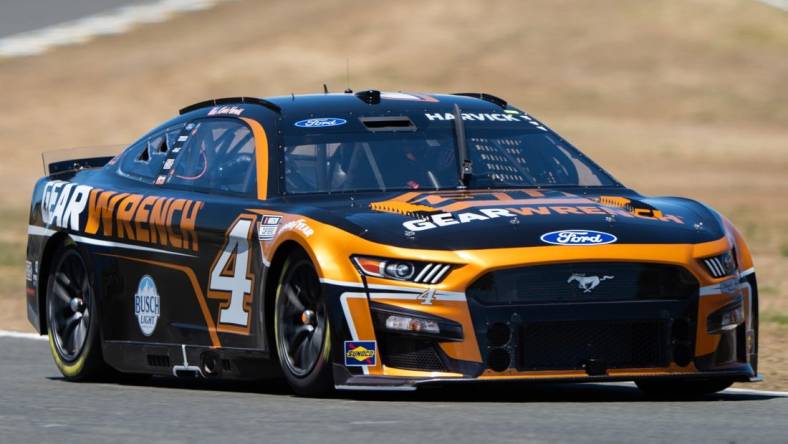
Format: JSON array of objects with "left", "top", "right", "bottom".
[{"left": 168, "top": 119, "right": 257, "bottom": 196}]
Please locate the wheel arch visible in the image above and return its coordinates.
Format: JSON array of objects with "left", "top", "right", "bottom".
[
  {"left": 263, "top": 240, "right": 313, "bottom": 353},
  {"left": 36, "top": 231, "right": 73, "bottom": 334}
]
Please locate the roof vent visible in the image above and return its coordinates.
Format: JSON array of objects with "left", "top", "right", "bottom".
[
  {"left": 355, "top": 89, "right": 381, "bottom": 104},
  {"left": 360, "top": 116, "right": 416, "bottom": 132}
]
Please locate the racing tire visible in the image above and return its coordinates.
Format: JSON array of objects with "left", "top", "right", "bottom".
[
  {"left": 635, "top": 378, "right": 733, "bottom": 398},
  {"left": 45, "top": 244, "right": 108, "bottom": 381},
  {"left": 273, "top": 251, "right": 333, "bottom": 396}
]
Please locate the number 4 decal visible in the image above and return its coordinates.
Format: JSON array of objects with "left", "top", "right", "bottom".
[
  {"left": 417, "top": 288, "right": 436, "bottom": 305},
  {"left": 208, "top": 214, "right": 256, "bottom": 334}
]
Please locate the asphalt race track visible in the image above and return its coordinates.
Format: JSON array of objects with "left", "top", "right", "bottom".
[
  {"left": 0, "top": 0, "right": 147, "bottom": 38},
  {"left": 0, "top": 337, "right": 787, "bottom": 443}
]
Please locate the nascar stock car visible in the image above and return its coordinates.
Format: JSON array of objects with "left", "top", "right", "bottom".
[{"left": 25, "top": 90, "right": 760, "bottom": 396}]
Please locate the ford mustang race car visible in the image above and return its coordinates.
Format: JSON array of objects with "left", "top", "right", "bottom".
[{"left": 25, "top": 90, "right": 760, "bottom": 396}]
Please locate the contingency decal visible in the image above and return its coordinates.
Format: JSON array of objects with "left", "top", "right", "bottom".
[
  {"left": 208, "top": 214, "right": 257, "bottom": 334},
  {"left": 344, "top": 341, "right": 377, "bottom": 367},
  {"left": 134, "top": 275, "right": 160, "bottom": 336},
  {"left": 257, "top": 215, "right": 282, "bottom": 241},
  {"left": 540, "top": 230, "right": 618, "bottom": 246},
  {"left": 293, "top": 117, "right": 347, "bottom": 128},
  {"left": 278, "top": 219, "right": 314, "bottom": 238}
]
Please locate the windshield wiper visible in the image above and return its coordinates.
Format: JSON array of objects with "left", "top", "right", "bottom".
[{"left": 452, "top": 104, "right": 472, "bottom": 188}]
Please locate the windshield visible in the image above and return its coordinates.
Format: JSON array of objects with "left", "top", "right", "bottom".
[{"left": 282, "top": 115, "right": 617, "bottom": 194}]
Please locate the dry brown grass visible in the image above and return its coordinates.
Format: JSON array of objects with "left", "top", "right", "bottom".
[{"left": 0, "top": 0, "right": 785, "bottom": 388}]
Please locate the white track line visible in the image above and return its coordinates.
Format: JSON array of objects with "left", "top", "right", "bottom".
[
  {"left": 724, "top": 387, "right": 788, "bottom": 397},
  {"left": 1, "top": 329, "right": 786, "bottom": 396},
  {"left": 757, "top": 0, "right": 788, "bottom": 11},
  {"left": 0, "top": 0, "right": 229, "bottom": 58},
  {"left": 0, "top": 330, "right": 47, "bottom": 341}
]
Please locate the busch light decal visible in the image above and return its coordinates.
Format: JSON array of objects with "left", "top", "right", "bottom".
[
  {"left": 294, "top": 117, "right": 347, "bottom": 128},
  {"left": 134, "top": 275, "right": 160, "bottom": 336},
  {"left": 540, "top": 230, "right": 617, "bottom": 246}
]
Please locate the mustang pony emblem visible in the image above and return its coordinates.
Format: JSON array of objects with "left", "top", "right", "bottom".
[{"left": 567, "top": 273, "right": 615, "bottom": 293}]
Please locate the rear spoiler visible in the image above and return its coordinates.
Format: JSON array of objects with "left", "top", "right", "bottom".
[{"left": 42, "top": 145, "right": 125, "bottom": 175}]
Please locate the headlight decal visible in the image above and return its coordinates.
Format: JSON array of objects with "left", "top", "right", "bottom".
[
  {"left": 352, "top": 255, "right": 452, "bottom": 284},
  {"left": 701, "top": 251, "right": 736, "bottom": 278}
]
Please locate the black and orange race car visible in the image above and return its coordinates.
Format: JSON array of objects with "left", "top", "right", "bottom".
[{"left": 25, "top": 90, "right": 760, "bottom": 395}]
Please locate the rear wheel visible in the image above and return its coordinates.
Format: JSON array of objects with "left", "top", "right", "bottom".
[
  {"left": 636, "top": 378, "right": 733, "bottom": 398},
  {"left": 46, "top": 245, "right": 107, "bottom": 380},
  {"left": 273, "top": 251, "right": 333, "bottom": 396}
]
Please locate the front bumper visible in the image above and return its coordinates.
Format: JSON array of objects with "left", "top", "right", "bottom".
[
  {"left": 335, "top": 371, "right": 761, "bottom": 392},
  {"left": 325, "top": 238, "right": 758, "bottom": 390}
]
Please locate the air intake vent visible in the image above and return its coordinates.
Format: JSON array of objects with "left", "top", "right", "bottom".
[
  {"left": 147, "top": 354, "right": 170, "bottom": 367},
  {"left": 360, "top": 116, "right": 416, "bottom": 132},
  {"left": 380, "top": 335, "right": 447, "bottom": 371},
  {"left": 519, "top": 320, "right": 666, "bottom": 370},
  {"left": 702, "top": 251, "right": 736, "bottom": 278}
]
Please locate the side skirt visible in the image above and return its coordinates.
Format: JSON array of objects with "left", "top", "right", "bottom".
[{"left": 102, "top": 340, "right": 281, "bottom": 380}]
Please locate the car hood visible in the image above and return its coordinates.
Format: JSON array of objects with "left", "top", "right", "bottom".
[{"left": 278, "top": 188, "right": 725, "bottom": 250}]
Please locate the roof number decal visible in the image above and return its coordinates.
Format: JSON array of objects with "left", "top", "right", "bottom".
[{"left": 294, "top": 118, "right": 347, "bottom": 128}]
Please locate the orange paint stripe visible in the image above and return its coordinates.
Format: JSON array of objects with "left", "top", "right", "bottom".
[
  {"left": 424, "top": 198, "right": 594, "bottom": 213},
  {"left": 241, "top": 117, "right": 269, "bottom": 200},
  {"left": 101, "top": 253, "right": 221, "bottom": 348}
]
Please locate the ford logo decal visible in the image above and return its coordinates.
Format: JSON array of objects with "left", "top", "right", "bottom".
[
  {"left": 540, "top": 230, "right": 617, "bottom": 246},
  {"left": 294, "top": 117, "right": 347, "bottom": 128}
]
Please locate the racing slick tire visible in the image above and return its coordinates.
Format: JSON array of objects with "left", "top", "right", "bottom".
[
  {"left": 45, "top": 244, "right": 108, "bottom": 381},
  {"left": 273, "top": 251, "right": 333, "bottom": 396},
  {"left": 635, "top": 378, "right": 734, "bottom": 398}
]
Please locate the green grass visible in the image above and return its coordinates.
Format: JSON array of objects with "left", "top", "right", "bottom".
[
  {"left": 781, "top": 243, "right": 788, "bottom": 258},
  {"left": 0, "top": 240, "right": 25, "bottom": 268},
  {"left": 762, "top": 311, "right": 788, "bottom": 327}
]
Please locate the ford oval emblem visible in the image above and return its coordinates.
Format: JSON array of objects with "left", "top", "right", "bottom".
[
  {"left": 294, "top": 117, "right": 347, "bottom": 128},
  {"left": 540, "top": 230, "right": 617, "bottom": 246}
]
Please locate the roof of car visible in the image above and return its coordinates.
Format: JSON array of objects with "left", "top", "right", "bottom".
[
  {"left": 145, "top": 91, "right": 522, "bottom": 142},
  {"left": 179, "top": 91, "right": 514, "bottom": 117}
]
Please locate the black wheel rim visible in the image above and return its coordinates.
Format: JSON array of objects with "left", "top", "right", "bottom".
[
  {"left": 47, "top": 250, "right": 91, "bottom": 362},
  {"left": 277, "top": 261, "right": 326, "bottom": 377}
]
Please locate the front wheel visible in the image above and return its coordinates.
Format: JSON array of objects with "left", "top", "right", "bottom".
[
  {"left": 273, "top": 251, "right": 333, "bottom": 396},
  {"left": 46, "top": 245, "right": 107, "bottom": 380},
  {"left": 636, "top": 378, "right": 733, "bottom": 398}
]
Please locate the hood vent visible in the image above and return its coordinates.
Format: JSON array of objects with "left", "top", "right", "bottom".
[
  {"left": 369, "top": 200, "right": 438, "bottom": 219},
  {"left": 596, "top": 195, "right": 664, "bottom": 219}
]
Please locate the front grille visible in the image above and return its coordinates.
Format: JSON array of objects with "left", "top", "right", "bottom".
[
  {"left": 381, "top": 335, "right": 447, "bottom": 371},
  {"left": 519, "top": 320, "right": 665, "bottom": 370},
  {"left": 467, "top": 262, "right": 698, "bottom": 305}
]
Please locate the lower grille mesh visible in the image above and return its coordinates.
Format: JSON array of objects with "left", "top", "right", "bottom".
[
  {"left": 382, "top": 336, "right": 447, "bottom": 371},
  {"left": 519, "top": 320, "right": 665, "bottom": 370}
]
